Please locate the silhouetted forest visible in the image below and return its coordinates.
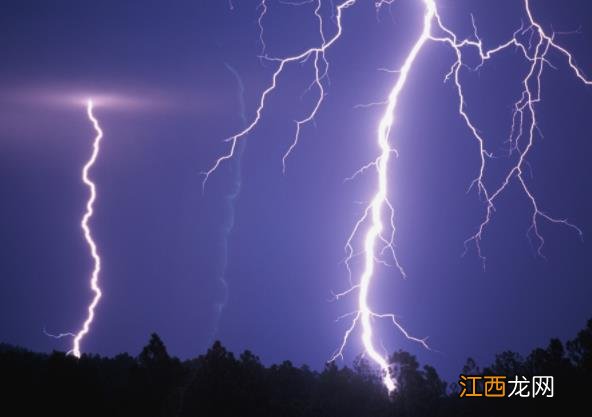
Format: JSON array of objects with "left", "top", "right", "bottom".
[{"left": 1, "top": 319, "right": 590, "bottom": 416}]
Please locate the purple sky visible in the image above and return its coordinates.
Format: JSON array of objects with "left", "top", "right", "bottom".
[{"left": 1, "top": 0, "right": 591, "bottom": 382}]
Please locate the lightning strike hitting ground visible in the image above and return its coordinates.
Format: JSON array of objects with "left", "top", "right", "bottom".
[
  {"left": 205, "top": 0, "right": 590, "bottom": 392},
  {"left": 69, "top": 99, "right": 104, "bottom": 358}
]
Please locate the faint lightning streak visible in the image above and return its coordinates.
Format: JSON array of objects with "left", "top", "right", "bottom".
[
  {"left": 257, "top": 1, "right": 268, "bottom": 56},
  {"left": 280, "top": 0, "right": 316, "bottom": 5},
  {"left": 70, "top": 99, "right": 104, "bottom": 358},
  {"left": 211, "top": 64, "right": 249, "bottom": 336},
  {"left": 43, "top": 328, "right": 76, "bottom": 339}
]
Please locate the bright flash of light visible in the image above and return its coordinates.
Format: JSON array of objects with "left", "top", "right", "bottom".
[
  {"left": 68, "top": 99, "right": 104, "bottom": 358},
  {"left": 205, "top": 0, "right": 590, "bottom": 392}
]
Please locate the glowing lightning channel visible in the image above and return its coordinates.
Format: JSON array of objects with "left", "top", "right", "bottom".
[
  {"left": 69, "top": 99, "right": 104, "bottom": 358},
  {"left": 205, "top": 0, "right": 590, "bottom": 392},
  {"left": 351, "top": 0, "right": 435, "bottom": 392}
]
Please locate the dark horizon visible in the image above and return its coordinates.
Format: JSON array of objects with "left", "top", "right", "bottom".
[{"left": 2, "top": 317, "right": 591, "bottom": 415}]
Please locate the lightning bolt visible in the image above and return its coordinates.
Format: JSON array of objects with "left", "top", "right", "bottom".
[
  {"left": 455, "top": 1, "right": 589, "bottom": 261},
  {"left": 205, "top": 0, "right": 590, "bottom": 392},
  {"left": 52, "top": 99, "right": 104, "bottom": 358},
  {"left": 212, "top": 64, "right": 249, "bottom": 336},
  {"left": 43, "top": 328, "right": 76, "bottom": 340},
  {"left": 69, "top": 99, "right": 104, "bottom": 358},
  {"left": 257, "top": 1, "right": 268, "bottom": 55}
]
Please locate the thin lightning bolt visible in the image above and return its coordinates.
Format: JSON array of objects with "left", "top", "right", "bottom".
[
  {"left": 456, "top": 1, "right": 590, "bottom": 261},
  {"left": 43, "top": 328, "right": 76, "bottom": 339},
  {"left": 201, "top": 0, "right": 352, "bottom": 187},
  {"left": 69, "top": 99, "right": 104, "bottom": 358},
  {"left": 205, "top": 0, "right": 590, "bottom": 392},
  {"left": 257, "top": 1, "right": 268, "bottom": 55},
  {"left": 212, "top": 64, "right": 249, "bottom": 336}
]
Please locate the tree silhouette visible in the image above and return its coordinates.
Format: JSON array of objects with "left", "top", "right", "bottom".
[
  {"left": 139, "top": 333, "right": 170, "bottom": 366},
  {"left": 1, "top": 319, "right": 591, "bottom": 416}
]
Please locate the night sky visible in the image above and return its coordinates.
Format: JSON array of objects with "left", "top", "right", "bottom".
[{"left": 1, "top": 0, "right": 591, "bottom": 383}]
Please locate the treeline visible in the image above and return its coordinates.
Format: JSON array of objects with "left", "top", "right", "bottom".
[{"left": 1, "top": 319, "right": 590, "bottom": 417}]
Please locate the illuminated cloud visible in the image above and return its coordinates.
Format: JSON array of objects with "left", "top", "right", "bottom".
[{"left": 0, "top": 84, "right": 170, "bottom": 112}]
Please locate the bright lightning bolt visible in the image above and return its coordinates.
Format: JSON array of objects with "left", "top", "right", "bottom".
[
  {"left": 205, "top": 0, "right": 590, "bottom": 392},
  {"left": 334, "top": 0, "right": 437, "bottom": 393},
  {"left": 68, "top": 99, "right": 104, "bottom": 358}
]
